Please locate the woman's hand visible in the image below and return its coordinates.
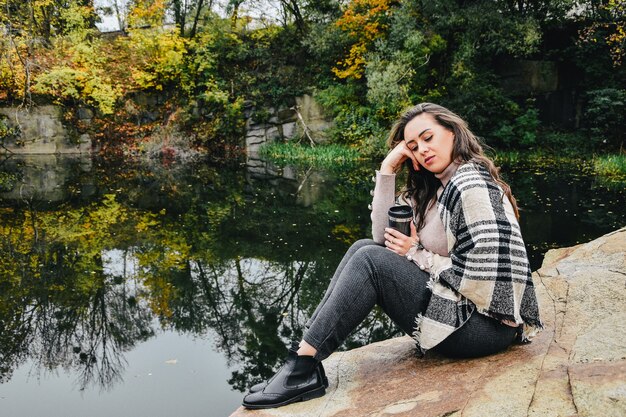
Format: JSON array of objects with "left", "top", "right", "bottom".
[
  {"left": 380, "top": 140, "right": 421, "bottom": 174},
  {"left": 384, "top": 221, "right": 419, "bottom": 256}
]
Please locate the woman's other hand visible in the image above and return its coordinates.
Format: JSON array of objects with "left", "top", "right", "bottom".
[
  {"left": 380, "top": 140, "right": 420, "bottom": 174},
  {"left": 384, "top": 221, "right": 419, "bottom": 256}
]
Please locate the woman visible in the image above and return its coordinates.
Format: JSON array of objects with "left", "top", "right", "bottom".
[{"left": 242, "top": 103, "right": 542, "bottom": 410}]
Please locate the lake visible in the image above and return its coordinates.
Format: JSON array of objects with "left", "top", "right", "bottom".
[{"left": 0, "top": 153, "right": 623, "bottom": 417}]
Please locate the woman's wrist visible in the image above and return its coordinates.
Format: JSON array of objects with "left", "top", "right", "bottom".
[
  {"left": 379, "top": 162, "right": 397, "bottom": 175},
  {"left": 406, "top": 247, "right": 433, "bottom": 271}
]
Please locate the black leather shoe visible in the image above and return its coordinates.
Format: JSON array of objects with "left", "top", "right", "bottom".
[
  {"left": 248, "top": 362, "right": 329, "bottom": 393},
  {"left": 247, "top": 381, "right": 266, "bottom": 394},
  {"left": 248, "top": 341, "right": 300, "bottom": 394},
  {"left": 242, "top": 350, "right": 326, "bottom": 409}
]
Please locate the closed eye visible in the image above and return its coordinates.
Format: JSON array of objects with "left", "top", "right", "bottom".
[{"left": 405, "top": 140, "right": 418, "bottom": 151}]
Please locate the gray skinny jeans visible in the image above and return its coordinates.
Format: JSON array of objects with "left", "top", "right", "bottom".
[{"left": 303, "top": 239, "right": 517, "bottom": 361}]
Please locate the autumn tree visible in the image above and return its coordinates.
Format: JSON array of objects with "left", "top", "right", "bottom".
[
  {"left": 0, "top": 0, "right": 102, "bottom": 105},
  {"left": 332, "top": 0, "right": 396, "bottom": 80},
  {"left": 581, "top": 0, "right": 626, "bottom": 66}
]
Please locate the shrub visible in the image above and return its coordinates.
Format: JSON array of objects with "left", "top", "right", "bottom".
[
  {"left": 583, "top": 88, "right": 625, "bottom": 150},
  {"left": 33, "top": 66, "right": 120, "bottom": 115},
  {"left": 492, "top": 105, "right": 540, "bottom": 149},
  {"left": 539, "top": 130, "right": 589, "bottom": 154},
  {"left": 443, "top": 80, "right": 540, "bottom": 149},
  {"left": 365, "top": 55, "right": 413, "bottom": 121},
  {"left": 122, "top": 27, "right": 188, "bottom": 93}
]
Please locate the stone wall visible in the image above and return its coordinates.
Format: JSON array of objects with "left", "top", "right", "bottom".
[
  {"left": 496, "top": 59, "right": 581, "bottom": 128},
  {"left": 0, "top": 105, "right": 92, "bottom": 154},
  {"left": 244, "top": 95, "right": 335, "bottom": 194},
  {"left": 244, "top": 94, "right": 334, "bottom": 154}
]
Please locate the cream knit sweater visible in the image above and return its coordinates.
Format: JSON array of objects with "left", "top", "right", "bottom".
[{"left": 370, "top": 161, "right": 461, "bottom": 270}]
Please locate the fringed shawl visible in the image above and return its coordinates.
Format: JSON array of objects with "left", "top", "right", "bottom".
[{"left": 413, "top": 162, "right": 543, "bottom": 354}]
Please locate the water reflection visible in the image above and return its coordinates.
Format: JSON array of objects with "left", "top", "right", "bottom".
[
  {"left": 0, "top": 154, "right": 95, "bottom": 204},
  {"left": 0, "top": 154, "right": 387, "bottom": 395},
  {"left": 0, "top": 153, "right": 623, "bottom": 398}
]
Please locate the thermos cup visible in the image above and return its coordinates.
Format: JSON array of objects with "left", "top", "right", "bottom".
[{"left": 388, "top": 205, "right": 412, "bottom": 236}]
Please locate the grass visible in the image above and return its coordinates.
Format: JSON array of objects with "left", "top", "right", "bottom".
[
  {"left": 259, "top": 142, "right": 363, "bottom": 168},
  {"left": 492, "top": 149, "right": 586, "bottom": 167},
  {"left": 592, "top": 154, "right": 626, "bottom": 189},
  {"left": 260, "top": 142, "right": 626, "bottom": 188},
  {"left": 593, "top": 154, "right": 626, "bottom": 177},
  {"left": 494, "top": 149, "right": 626, "bottom": 189}
]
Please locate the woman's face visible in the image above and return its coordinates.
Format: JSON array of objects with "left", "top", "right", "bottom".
[{"left": 403, "top": 113, "right": 454, "bottom": 174}]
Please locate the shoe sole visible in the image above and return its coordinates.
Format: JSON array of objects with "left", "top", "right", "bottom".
[{"left": 242, "top": 386, "right": 326, "bottom": 409}]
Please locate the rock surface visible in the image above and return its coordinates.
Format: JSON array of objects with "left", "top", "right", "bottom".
[
  {"left": 0, "top": 105, "right": 92, "bottom": 154},
  {"left": 230, "top": 227, "right": 626, "bottom": 417},
  {"left": 244, "top": 94, "right": 334, "bottom": 155}
]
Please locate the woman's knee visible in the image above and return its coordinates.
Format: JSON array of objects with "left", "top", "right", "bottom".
[
  {"left": 351, "top": 243, "right": 385, "bottom": 265},
  {"left": 353, "top": 243, "right": 398, "bottom": 265},
  {"left": 342, "top": 239, "right": 380, "bottom": 261},
  {"left": 349, "top": 238, "right": 378, "bottom": 252},
  {"left": 349, "top": 244, "right": 398, "bottom": 285},
  {"left": 334, "top": 244, "right": 384, "bottom": 288}
]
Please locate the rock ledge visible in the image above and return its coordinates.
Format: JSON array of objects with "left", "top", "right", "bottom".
[{"left": 230, "top": 228, "right": 626, "bottom": 417}]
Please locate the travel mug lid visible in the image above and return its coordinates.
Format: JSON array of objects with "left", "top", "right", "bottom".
[{"left": 388, "top": 205, "right": 412, "bottom": 219}]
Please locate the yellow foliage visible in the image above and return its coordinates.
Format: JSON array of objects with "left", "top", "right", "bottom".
[
  {"left": 0, "top": 34, "right": 29, "bottom": 100},
  {"left": 0, "top": 192, "right": 207, "bottom": 326},
  {"left": 128, "top": 0, "right": 167, "bottom": 28},
  {"left": 121, "top": 27, "right": 188, "bottom": 92},
  {"left": 142, "top": 275, "right": 175, "bottom": 318},
  {"left": 581, "top": 0, "right": 626, "bottom": 66},
  {"left": 332, "top": 42, "right": 368, "bottom": 79},
  {"left": 332, "top": 0, "right": 396, "bottom": 79},
  {"left": 136, "top": 215, "right": 160, "bottom": 232},
  {"left": 606, "top": 0, "right": 626, "bottom": 65},
  {"left": 1, "top": 0, "right": 181, "bottom": 110},
  {"left": 29, "top": 32, "right": 123, "bottom": 114}
]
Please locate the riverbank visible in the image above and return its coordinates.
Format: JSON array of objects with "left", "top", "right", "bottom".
[{"left": 259, "top": 142, "right": 626, "bottom": 187}]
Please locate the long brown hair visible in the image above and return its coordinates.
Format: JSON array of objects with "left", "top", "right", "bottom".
[{"left": 387, "top": 103, "right": 520, "bottom": 231}]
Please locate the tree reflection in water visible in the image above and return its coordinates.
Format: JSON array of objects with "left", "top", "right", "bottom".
[
  {"left": 0, "top": 155, "right": 623, "bottom": 394},
  {"left": 0, "top": 206, "right": 155, "bottom": 391},
  {"left": 0, "top": 157, "right": 399, "bottom": 393}
]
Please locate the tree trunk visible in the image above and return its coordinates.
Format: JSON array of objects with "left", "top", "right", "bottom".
[
  {"left": 280, "top": 0, "right": 306, "bottom": 34},
  {"left": 230, "top": 0, "right": 245, "bottom": 28},
  {"left": 190, "top": 0, "right": 211, "bottom": 38}
]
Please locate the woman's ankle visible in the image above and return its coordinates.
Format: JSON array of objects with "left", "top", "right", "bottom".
[{"left": 297, "top": 340, "right": 317, "bottom": 357}]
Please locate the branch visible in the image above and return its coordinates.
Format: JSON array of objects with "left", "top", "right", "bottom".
[
  {"left": 290, "top": 105, "right": 316, "bottom": 147},
  {"left": 295, "top": 166, "right": 313, "bottom": 195}
]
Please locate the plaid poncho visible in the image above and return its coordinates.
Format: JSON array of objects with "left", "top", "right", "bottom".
[{"left": 413, "top": 162, "right": 543, "bottom": 354}]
